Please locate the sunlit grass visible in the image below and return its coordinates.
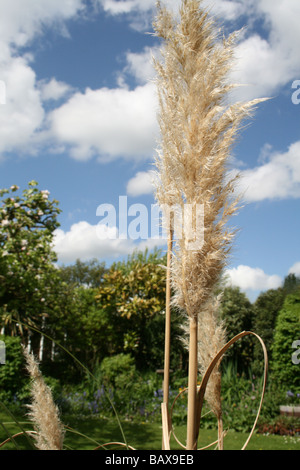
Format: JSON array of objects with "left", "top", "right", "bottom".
[{"left": 1, "top": 411, "right": 299, "bottom": 451}]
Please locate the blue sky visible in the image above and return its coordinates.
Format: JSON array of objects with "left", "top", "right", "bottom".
[{"left": 0, "top": 0, "right": 299, "bottom": 301}]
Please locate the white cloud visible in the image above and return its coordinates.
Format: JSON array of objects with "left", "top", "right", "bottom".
[
  {"left": 0, "top": 55, "right": 44, "bottom": 155},
  {"left": 230, "top": 0, "right": 300, "bottom": 100},
  {"left": 49, "top": 82, "right": 159, "bottom": 161},
  {"left": 289, "top": 262, "right": 300, "bottom": 277},
  {"left": 230, "top": 35, "right": 281, "bottom": 100},
  {"left": 99, "top": 0, "right": 247, "bottom": 22},
  {"left": 100, "top": 0, "right": 300, "bottom": 102},
  {"left": 53, "top": 221, "right": 135, "bottom": 263},
  {"left": 53, "top": 220, "right": 166, "bottom": 263},
  {"left": 237, "top": 141, "right": 300, "bottom": 202},
  {"left": 0, "top": 0, "right": 84, "bottom": 48},
  {"left": 126, "top": 171, "right": 155, "bottom": 197},
  {"left": 204, "top": 0, "right": 249, "bottom": 21},
  {"left": 39, "top": 78, "right": 72, "bottom": 102},
  {"left": 99, "top": 0, "right": 155, "bottom": 15},
  {"left": 0, "top": 0, "right": 85, "bottom": 157},
  {"left": 120, "top": 47, "right": 156, "bottom": 85},
  {"left": 1, "top": 0, "right": 300, "bottom": 163},
  {"left": 226, "top": 265, "right": 282, "bottom": 291}
]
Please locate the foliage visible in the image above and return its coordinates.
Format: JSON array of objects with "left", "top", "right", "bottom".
[
  {"left": 95, "top": 250, "right": 186, "bottom": 371},
  {"left": 283, "top": 273, "right": 300, "bottom": 295},
  {"left": 0, "top": 181, "right": 61, "bottom": 335},
  {"left": 219, "top": 287, "right": 254, "bottom": 372},
  {"left": 0, "top": 335, "right": 27, "bottom": 402},
  {"left": 271, "top": 290, "right": 300, "bottom": 390},
  {"left": 40, "top": 285, "right": 117, "bottom": 380},
  {"left": 252, "top": 288, "right": 286, "bottom": 374},
  {"left": 99, "top": 354, "right": 136, "bottom": 388},
  {"left": 58, "top": 359, "right": 165, "bottom": 422},
  {"left": 58, "top": 258, "right": 106, "bottom": 288}
]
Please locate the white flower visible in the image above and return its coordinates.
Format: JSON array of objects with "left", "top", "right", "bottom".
[
  {"left": 1, "top": 219, "right": 9, "bottom": 227},
  {"left": 41, "top": 190, "right": 50, "bottom": 200},
  {"left": 10, "top": 185, "right": 19, "bottom": 191}
]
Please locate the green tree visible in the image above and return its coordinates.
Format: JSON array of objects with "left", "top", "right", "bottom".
[
  {"left": 0, "top": 335, "right": 27, "bottom": 402},
  {"left": 271, "top": 290, "right": 300, "bottom": 390},
  {"left": 252, "top": 288, "right": 285, "bottom": 374},
  {"left": 283, "top": 273, "right": 300, "bottom": 295},
  {"left": 219, "top": 287, "right": 255, "bottom": 373},
  {"left": 58, "top": 258, "right": 106, "bottom": 288},
  {"left": 0, "top": 181, "right": 61, "bottom": 336},
  {"left": 95, "top": 250, "right": 186, "bottom": 371}
]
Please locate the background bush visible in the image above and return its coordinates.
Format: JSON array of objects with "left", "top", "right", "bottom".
[
  {"left": 271, "top": 291, "right": 300, "bottom": 390},
  {"left": 0, "top": 335, "right": 27, "bottom": 403}
]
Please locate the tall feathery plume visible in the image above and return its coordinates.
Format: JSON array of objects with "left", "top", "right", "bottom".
[
  {"left": 23, "top": 347, "right": 65, "bottom": 450},
  {"left": 197, "top": 295, "right": 226, "bottom": 449},
  {"left": 153, "top": 0, "right": 266, "bottom": 450}
]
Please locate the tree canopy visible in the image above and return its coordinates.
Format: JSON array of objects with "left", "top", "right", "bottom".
[
  {"left": 271, "top": 289, "right": 300, "bottom": 390},
  {"left": 0, "top": 181, "right": 61, "bottom": 334}
]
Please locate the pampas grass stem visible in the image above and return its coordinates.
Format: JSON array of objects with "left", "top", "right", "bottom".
[{"left": 162, "top": 229, "right": 173, "bottom": 448}]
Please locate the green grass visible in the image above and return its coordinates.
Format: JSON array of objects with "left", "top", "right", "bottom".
[{"left": 1, "top": 411, "right": 299, "bottom": 451}]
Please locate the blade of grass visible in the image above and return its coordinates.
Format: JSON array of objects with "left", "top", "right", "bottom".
[
  {"left": 64, "top": 425, "right": 104, "bottom": 450},
  {"left": 0, "top": 421, "right": 20, "bottom": 450},
  {"left": 0, "top": 401, "right": 36, "bottom": 449}
]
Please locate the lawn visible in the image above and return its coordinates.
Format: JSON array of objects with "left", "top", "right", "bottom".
[{"left": 0, "top": 411, "right": 299, "bottom": 451}]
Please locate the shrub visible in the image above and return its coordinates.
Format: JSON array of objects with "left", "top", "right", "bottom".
[
  {"left": 271, "top": 291, "right": 300, "bottom": 390},
  {"left": 99, "top": 353, "right": 136, "bottom": 389},
  {"left": 0, "top": 335, "right": 27, "bottom": 402}
]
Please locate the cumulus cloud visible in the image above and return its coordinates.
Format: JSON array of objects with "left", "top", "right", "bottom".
[
  {"left": 225, "top": 265, "right": 282, "bottom": 291},
  {"left": 98, "top": 0, "right": 248, "bottom": 23},
  {"left": 53, "top": 221, "right": 135, "bottom": 263},
  {"left": 230, "top": 0, "right": 300, "bottom": 100},
  {"left": 99, "top": 0, "right": 155, "bottom": 16},
  {"left": 0, "top": 0, "right": 84, "bottom": 157},
  {"left": 0, "top": 0, "right": 84, "bottom": 47},
  {"left": 0, "top": 55, "right": 44, "bottom": 155},
  {"left": 53, "top": 219, "right": 166, "bottom": 263},
  {"left": 126, "top": 171, "right": 155, "bottom": 197},
  {"left": 39, "top": 78, "right": 73, "bottom": 102},
  {"left": 237, "top": 141, "right": 300, "bottom": 202},
  {"left": 49, "top": 82, "right": 159, "bottom": 161},
  {"left": 289, "top": 262, "right": 300, "bottom": 277},
  {"left": 1, "top": 0, "right": 300, "bottom": 164},
  {"left": 120, "top": 47, "right": 156, "bottom": 85}
]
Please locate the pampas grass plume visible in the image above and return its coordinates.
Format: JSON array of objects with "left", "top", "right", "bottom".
[
  {"left": 153, "top": 0, "right": 267, "bottom": 449},
  {"left": 23, "top": 347, "right": 65, "bottom": 450}
]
